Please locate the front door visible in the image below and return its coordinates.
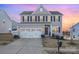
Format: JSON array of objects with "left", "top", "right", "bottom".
[{"left": 45, "top": 26, "right": 49, "bottom": 35}]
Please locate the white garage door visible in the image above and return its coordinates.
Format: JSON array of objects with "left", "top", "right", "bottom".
[{"left": 20, "top": 28, "right": 43, "bottom": 38}]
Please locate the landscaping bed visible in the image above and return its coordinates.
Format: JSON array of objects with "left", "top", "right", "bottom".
[{"left": 42, "top": 38, "right": 79, "bottom": 48}]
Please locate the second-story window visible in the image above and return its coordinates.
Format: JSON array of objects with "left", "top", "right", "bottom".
[
  {"left": 51, "top": 16, "right": 52, "bottom": 22},
  {"left": 43, "top": 16, "right": 45, "bottom": 22},
  {"left": 38, "top": 16, "right": 40, "bottom": 22},
  {"left": 35, "top": 16, "right": 37, "bottom": 22},
  {"left": 58, "top": 16, "right": 61, "bottom": 22},
  {"left": 30, "top": 16, "right": 32, "bottom": 22},
  {"left": 27, "top": 16, "right": 29, "bottom": 22},
  {"left": 22, "top": 16, "right": 24, "bottom": 22},
  {"left": 46, "top": 16, "right": 48, "bottom": 22},
  {"left": 54, "top": 16, "right": 55, "bottom": 22}
]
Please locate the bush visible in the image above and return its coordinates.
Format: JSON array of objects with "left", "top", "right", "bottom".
[
  {"left": 56, "top": 35, "right": 60, "bottom": 39},
  {"left": 52, "top": 34, "right": 55, "bottom": 37},
  {"left": 41, "top": 34, "right": 45, "bottom": 38},
  {"left": 13, "top": 35, "right": 19, "bottom": 39},
  {"left": 60, "top": 36, "right": 64, "bottom": 40},
  {"left": 51, "top": 34, "right": 56, "bottom": 39}
]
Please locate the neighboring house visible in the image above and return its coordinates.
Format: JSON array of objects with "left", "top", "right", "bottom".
[
  {"left": 0, "top": 9, "right": 19, "bottom": 39},
  {"left": 0, "top": 9, "right": 12, "bottom": 33},
  {"left": 70, "top": 23, "right": 79, "bottom": 40},
  {"left": 18, "top": 5, "right": 63, "bottom": 38},
  {"left": 11, "top": 20, "right": 19, "bottom": 36}
]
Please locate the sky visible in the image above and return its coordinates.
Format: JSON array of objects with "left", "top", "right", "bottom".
[{"left": 0, "top": 4, "right": 79, "bottom": 32}]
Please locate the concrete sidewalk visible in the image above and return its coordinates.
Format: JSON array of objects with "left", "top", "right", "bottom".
[
  {"left": 0, "top": 38, "right": 44, "bottom": 54},
  {"left": 43, "top": 47, "right": 79, "bottom": 53}
]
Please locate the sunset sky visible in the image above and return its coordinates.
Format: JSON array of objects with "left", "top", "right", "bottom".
[{"left": 0, "top": 4, "right": 79, "bottom": 32}]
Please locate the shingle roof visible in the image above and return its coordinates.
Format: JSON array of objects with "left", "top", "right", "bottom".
[
  {"left": 71, "top": 23, "right": 79, "bottom": 29},
  {"left": 20, "top": 11, "right": 33, "bottom": 15},
  {"left": 20, "top": 11, "right": 63, "bottom": 15},
  {"left": 49, "top": 11, "right": 63, "bottom": 15}
]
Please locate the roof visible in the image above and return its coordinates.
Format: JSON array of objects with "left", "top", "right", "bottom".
[
  {"left": 20, "top": 11, "right": 63, "bottom": 15},
  {"left": 71, "top": 23, "right": 79, "bottom": 29},
  {"left": 20, "top": 11, "right": 33, "bottom": 15},
  {"left": 0, "top": 9, "right": 12, "bottom": 22},
  {"left": 49, "top": 11, "right": 63, "bottom": 15}
]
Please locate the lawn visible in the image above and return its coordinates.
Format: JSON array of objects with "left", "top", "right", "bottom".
[
  {"left": 42, "top": 38, "right": 79, "bottom": 48},
  {"left": 42, "top": 38, "right": 79, "bottom": 54}
]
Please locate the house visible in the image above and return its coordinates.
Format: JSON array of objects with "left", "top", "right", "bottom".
[
  {"left": 70, "top": 23, "right": 79, "bottom": 40},
  {"left": 11, "top": 20, "right": 19, "bottom": 37},
  {"left": 18, "top": 5, "right": 63, "bottom": 38},
  {"left": 0, "top": 9, "right": 13, "bottom": 41},
  {"left": 0, "top": 9, "right": 12, "bottom": 33},
  {"left": 0, "top": 9, "right": 19, "bottom": 37}
]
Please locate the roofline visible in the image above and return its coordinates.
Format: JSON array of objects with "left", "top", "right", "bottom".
[
  {"left": 0, "top": 9, "right": 18, "bottom": 24},
  {"left": 20, "top": 11, "right": 63, "bottom": 16},
  {"left": 70, "top": 23, "right": 79, "bottom": 29}
]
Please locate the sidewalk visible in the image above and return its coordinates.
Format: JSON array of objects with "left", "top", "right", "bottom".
[{"left": 43, "top": 47, "right": 79, "bottom": 54}]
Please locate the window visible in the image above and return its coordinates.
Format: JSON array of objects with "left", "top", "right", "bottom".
[
  {"left": 58, "top": 16, "right": 61, "bottom": 22},
  {"left": 73, "top": 29, "right": 75, "bottom": 32},
  {"left": 3, "top": 20, "right": 5, "bottom": 23},
  {"left": 52, "top": 26, "right": 59, "bottom": 33},
  {"left": 12, "top": 28, "right": 17, "bottom": 31},
  {"left": 40, "top": 8, "right": 43, "bottom": 12},
  {"left": 35, "top": 16, "right": 37, "bottom": 22},
  {"left": 27, "top": 16, "right": 29, "bottom": 22},
  {"left": 38, "top": 16, "right": 40, "bottom": 22},
  {"left": 46, "top": 16, "right": 48, "bottom": 22},
  {"left": 54, "top": 16, "right": 55, "bottom": 22},
  {"left": 58, "top": 27, "right": 60, "bottom": 33},
  {"left": 51, "top": 16, "right": 52, "bottom": 22},
  {"left": 43, "top": 16, "right": 45, "bottom": 22},
  {"left": 30, "top": 16, "right": 32, "bottom": 22},
  {"left": 73, "top": 35, "right": 75, "bottom": 38},
  {"left": 22, "top": 16, "right": 24, "bottom": 22}
]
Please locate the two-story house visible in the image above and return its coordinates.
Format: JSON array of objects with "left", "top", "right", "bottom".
[
  {"left": 70, "top": 23, "right": 79, "bottom": 40},
  {"left": 18, "top": 5, "right": 63, "bottom": 38},
  {"left": 0, "top": 9, "right": 12, "bottom": 33}
]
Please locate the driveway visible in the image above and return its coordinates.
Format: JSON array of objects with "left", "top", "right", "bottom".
[{"left": 0, "top": 38, "right": 45, "bottom": 54}]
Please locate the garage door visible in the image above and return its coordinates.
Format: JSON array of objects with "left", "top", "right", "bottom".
[{"left": 20, "top": 28, "right": 43, "bottom": 38}]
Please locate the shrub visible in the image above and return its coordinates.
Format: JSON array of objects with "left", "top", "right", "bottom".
[
  {"left": 41, "top": 34, "right": 45, "bottom": 38},
  {"left": 60, "top": 36, "right": 64, "bottom": 40},
  {"left": 14, "top": 35, "right": 19, "bottom": 39}
]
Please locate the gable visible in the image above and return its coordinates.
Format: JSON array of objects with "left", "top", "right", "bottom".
[
  {"left": 0, "top": 9, "right": 12, "bottom": 33},
  {"left": 0, "top": 9, "right": 12, "bottom": 23},
  {"left": 32, "top": 5, "right": 51, "bottom": 15},
  {"left": 71, "top": 23, "right": 79, "bottom": 30}
]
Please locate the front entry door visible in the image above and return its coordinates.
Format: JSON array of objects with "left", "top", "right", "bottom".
[{"left": 45, "top": 26, "right": 49, "bottom": 35}]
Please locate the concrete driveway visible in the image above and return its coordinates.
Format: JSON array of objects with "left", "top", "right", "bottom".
[{"left": 0, "top": 38, "right": 45, "bottom": 54}]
